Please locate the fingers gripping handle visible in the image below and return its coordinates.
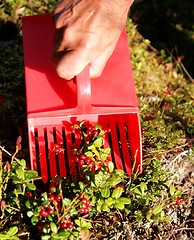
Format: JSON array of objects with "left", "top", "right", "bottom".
[{"left": 75, "top": 65, "right": 92, "bottom": 113}]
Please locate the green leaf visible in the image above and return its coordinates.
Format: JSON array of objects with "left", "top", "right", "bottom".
[
  {"left": 101, "top": 203, "right": 111, "bottom": 212},
  {"left": 63, "top": 198, "right": 72, "bottom": 207},
  {"left": 107, "top": 176, "right": 122, "bottom": 187},
  {"left": 27, "top": 211, "right": 34, "bottom": 217},
  {"left": 79, "top": 181, "right": 85, "bottom": 191},
  {"left": 75, "top": 217, "right": 92, "bottom": 232},
  {"left": 118, "top": 197, "right": 131, "bottom": 205},
  {"left": 50, "top": 222, "right": 58, "bottom": 234},
  {"left": 7, "top": 226, "right": 18, "bottom": 236},
  {"left": 114, "top": 202, "right": 125, "bottom": 210},
  {"left": 27, "top": 183, "right": 36, "bottom": 191},
  {"left": 101, "top": 187, "right": 110, "bottom": 198},
  {"left": 25, "top": 200, "right": 32, "bottom": 209},
  {"left": 93, "top": 138, "right": 103, "bottom": 148},
  {"left": 175, "top": 190, "right": 182, "bottom": 197},
  {"left": 94, "top": 173, "right": 103, "bottom": 187},
  {"left": 133, "top": 187, "right": 142, "bottom": 195},
  {"left": 112, "top": 187, "right": 123, "bottom": 199},
  {"left": 140, "top": 182, "right": 147, "bottom": 194},
  {"left": 103, "top": 148, "right": 111, "bottom": 155},
  {"left": 16, "top": 168, "right": 25, "bottom": 180},
  {"left": 0, "top": 234, "right": 8, "bottom": 239},
  {"left": 152, "top": 204, "right": 163, "bottom": 215},
  {"left": 101, "top": 154, "right": 108, "bottom": 161},
  {"left": 20, "top": 159, "right": 26, "bottom": 168},
  {"left": 94, "top": 124, "right": 102, "bottom": 130},
  {"left": 169, "top": 184, "right": 176, "bottom": 196},
  {"left": 41, "top": 236, "right": 51, "bottom": 240},
  {"left": 105, "top": 197, "right": 116, "bottom": 206},
  {"left": 58, "top": 231, "right": 71, "bottom": 238},
  {"left": 0, "top": 234, "right": 9, "bottom": 239},
  {"left": 31, "top": 216, "right": 39, "bottom": 225},
  {"left": 114, "top": 169, "right": 125, "bottom": 176},
  {"left": 84, "top": 151, "right": 93, "bottom": 158},
  {"left": 25, "top": 170, "right": 39, "bottom": 180},
  {"left": 107, "top": 161, "right": 114, "bottom": 173}
]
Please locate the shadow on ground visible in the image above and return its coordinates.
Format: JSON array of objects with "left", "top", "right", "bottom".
[{"left": 131, "top": 0, "right": 194, "bottom": 78}]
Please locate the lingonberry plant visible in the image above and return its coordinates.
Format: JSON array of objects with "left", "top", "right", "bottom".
[{"left": 0, "top": 121, "right": 182, "bottom": 239}]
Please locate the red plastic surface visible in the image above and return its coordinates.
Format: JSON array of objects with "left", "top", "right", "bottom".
[{"left": 22, "top": 14, "right": 142, "bottom": 183}]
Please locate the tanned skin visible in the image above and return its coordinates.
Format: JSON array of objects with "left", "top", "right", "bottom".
[{"left": 52, "top": 0, "right": 134, "bottom": 80}]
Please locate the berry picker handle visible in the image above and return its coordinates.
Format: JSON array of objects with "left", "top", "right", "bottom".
[{"left": 75, "top": 65, "right": 92, "bottom": 113}]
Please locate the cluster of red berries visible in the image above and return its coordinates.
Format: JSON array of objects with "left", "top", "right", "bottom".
[
  {"left": 73, "top": 153, "right": 92, "bottom": 166},
  {"left": 78, "top": 196, "right": 91, "bottom": 215},
  {"left": 39, "top": 206, "right": 54, "bottom": 217},
  {"left": 70, "top": 121, "right": 99, "bottom": 137},
  {"left": 61, "top": 218, "right": 73, "bottom": 229},
  {"left": 53, "top": 142, "right": 63, "bottom": 154}
]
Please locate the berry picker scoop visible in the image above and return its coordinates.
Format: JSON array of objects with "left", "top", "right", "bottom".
[{"left": 22, "top": 14, "right": 142, "bottom": 183}]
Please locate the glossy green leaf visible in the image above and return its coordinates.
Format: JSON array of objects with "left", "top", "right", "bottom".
[
  {"left": 105, "top": 197, "right": 116, "bottom": 206},
  {"left": 169, "top": 184, "right": 176, "bottom": 196},
  {"left": 107, "top": 161, "right": 114, "bottom": 173},
  {"left": 112, "top": 187, "right": 123, "bottom": 199},
  {"left": 27, "top": 183, "right": 36, "bottom": 190},
  {"left": 7, "top": 226, "right": 18, "bottom": 236},
  {"left": 50, "top": 222, "right": 58, "bottom": 233},
  {"left": 16, "top": 168, "right": 25, "bottom": 180},
  {"left": 27, "top": 211, "right": 34, "bottom": 217},
  {"left": 140, "top": 182, "right": 147, "bottom": 194},
  {"left": 63, "top": 198, "right": 72, "bottom": 207},
  {"left": 41, "top": 236, "right": 51, "bottom": 240},
  {"left": 20, "top": 159, "right": 26, "bottom": 168},
  {"left": 93, "top": 138, "right": 103, "bottom": 148},
  {"left": 114, "top": 202, "right": 125, "bottom": 210},
  {"left": 152, "top": 204, "right": 163, "bottom": 215},
  {"left": 118, "top": 197, "right": 131, "bottom": 205},
  {"left": 101, "top": 187, "right": 110, "bottom": 198}
]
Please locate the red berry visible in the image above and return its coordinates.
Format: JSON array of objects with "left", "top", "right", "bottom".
[
  {"left": 54, "top": 145, "right": 61, "bottom": 153},
  {"left": 86, "top": 200, "right": 91, "bottom": 207},
  {"left": 39, "top": 209, "right": 48, "bottom": 217},
  {"left": 69, "top": 124, "right": 75, "bottom": 130},
  {"left": 79, "top": 208, "right": 85, "bottom": 214},
  {"left": 58, "top": 141, "right": 64, "bottom": 146},
  {"left": 74, "top": 155, "right": 79, "bottom": 163},
  {"left": 47, "top": 208, "right": 54, "bottom": 215},
  {"left": 92, "top": 129, "right": 99, "bottom": 136},
  {"left": 86, "top": 130, "right": 93, "bottom": 136},
  {"left": 79, "top": 154, "right": 86, "bottom": 160},
  {"left": 67, "top": 218, "right": 72, "bottom": 223},
  {"left": 176, "top": 197, "right": 182, "bottom": 205},
  {"left": 83, "top": 208, "right": 89, "bottom": 214},
  {"left": 56, "top": 204, "right": 61, "bottom": 211},
  {"left": 27, "top": 192, "right": 33, "bottom": 198},
  {"left": 67, "top": 223, "right": 73, "bottom": 229},
  {"left": 85, "top": 157, "right": 92, "bottom": 165},
  {"left": 55, "top": 195, "right": 62, "bottom": 202},
  {"left": 61, "top": 222, "right": 67, "bottom": 229},
  {"left": 49, "top": 183, "right": 56, "bottom": 188},
  {"left": 81, "top": 198, "right": 88, "bottom": 205},
  {"left": 86, "top": 123, "right": 93, "bottom": 130},
  {"left": 79, "top": 159, "right": 85, "bottom": 166},
  {"left": 49, "top": 194, "right": 55, "bottom": 202},
  {"left": 36, "top": 221, "right": 44, "bottom": 233}
]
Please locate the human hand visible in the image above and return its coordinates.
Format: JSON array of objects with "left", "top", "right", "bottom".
[{"left": 52, "top": 0, "right": 134, "bottom": 80}]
